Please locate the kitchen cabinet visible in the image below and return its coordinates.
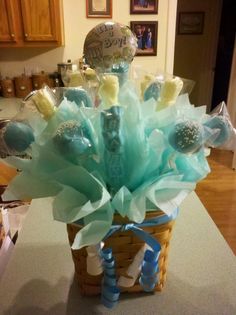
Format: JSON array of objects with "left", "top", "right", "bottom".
[
  {"left": 0, "top": 0, "right": 64, "bottom": 47},
  {"left": 0, "top": 0, "right": 17, "bottom": 43}
]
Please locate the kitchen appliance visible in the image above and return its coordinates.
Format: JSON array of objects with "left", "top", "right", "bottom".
[{"left": 57, "top": 60, "right": 73, "bottom": 86}]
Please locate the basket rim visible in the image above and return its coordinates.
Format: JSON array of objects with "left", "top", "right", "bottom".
[{"left": 68, "top": 209, "right": 168, "bottom": 228}]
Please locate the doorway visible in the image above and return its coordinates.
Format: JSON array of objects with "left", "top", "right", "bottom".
[
  {"left": 174, "top": 0, "right": 236, "bottom": 112},
  {"left": 174, "top": 0, "right": 222, "bottom": 110},
  {"left": 211, "top": 0, "right": 236, "bottom": 110}
]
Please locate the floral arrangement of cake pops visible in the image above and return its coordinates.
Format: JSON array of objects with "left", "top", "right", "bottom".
[{"left": 0, "top": 22, "right": 234, "bottom": 308}]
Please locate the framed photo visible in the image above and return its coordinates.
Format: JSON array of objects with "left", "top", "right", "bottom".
[
  {"left": 178, "top": 12, "right": 205, "bottom": 35},
  {"left": 130, "top": 0, "right": 158, "bottom": 14},
  {"left": 131, "top": 21, "right": 158, "bottom": 56},
  {"left": 86, "top": 0, "right": 112, "bottom": 18}
]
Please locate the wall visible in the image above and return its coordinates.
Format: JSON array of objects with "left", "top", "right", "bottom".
[
  {"left": 0, "top": 0, "right": 177, "bottom": 78},
  {"left": 174, "top": 0, "right": 222, "bottom": 109}
]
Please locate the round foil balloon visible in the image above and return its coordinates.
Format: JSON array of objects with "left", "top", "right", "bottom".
[{"left": 83, "top": 21, "right": 137, "bottom": 70}]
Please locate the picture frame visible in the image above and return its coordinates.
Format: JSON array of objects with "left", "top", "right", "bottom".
[
  {"left": 178, "top": 12, "right": 205, "bottom": 35},
  {"left": 130, "top": 21, "right": 158, "bottom": 56},
  {"left": 130, "top": 0, "right": 158, "bottom": 14},
  {"left": 86, "top": 0, "right": 112, "bottom": 18}
]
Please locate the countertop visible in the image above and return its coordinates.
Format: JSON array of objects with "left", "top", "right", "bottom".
[
  {"left": 0, "top": 97, "right": 22, "bottom": 120},
  {"left": 0, "top": 192, "right": 235, "bottom": 315}
]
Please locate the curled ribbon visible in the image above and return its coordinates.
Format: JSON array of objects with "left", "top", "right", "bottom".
[
  {"left": 86, "top": 208, "right": 179, "bottom": 308},
  {"left": 139, "top": 249, "right": 159, "bottom": 292},
  {"left": 101, "top": 248, "right": 120, "bottom": 308}
]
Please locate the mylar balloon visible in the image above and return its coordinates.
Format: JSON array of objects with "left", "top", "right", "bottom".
[{"left": 83, "top": 21, "right": 137, "bottom": 70}]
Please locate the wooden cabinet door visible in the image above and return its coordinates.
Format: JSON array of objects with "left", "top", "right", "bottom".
[
  {"left": 0, "top": 0, "right": 17, "bottom": 42},
  {"left": 20, "top": 0, "right": 61, "bottom": 43}
]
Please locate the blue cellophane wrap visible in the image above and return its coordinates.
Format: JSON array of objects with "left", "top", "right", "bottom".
[{"left": 2, "top": 80, "right": 211, "bottom": 249}]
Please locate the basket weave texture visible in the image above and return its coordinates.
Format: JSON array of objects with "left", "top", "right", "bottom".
[{"left": 67, "top": 210, "right": 175, "bottom": 296}]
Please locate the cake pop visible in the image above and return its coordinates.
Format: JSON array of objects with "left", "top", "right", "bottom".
[
  {"left": 203, "top": 115, "right": 231, "bottom": 147},
  {"left": 53, "top": 120, "right": 92, "bottom": 157},
  {"left": 64, "top": 88, "right": 93, "bottom": 108},
  {"left": 3, "top": 121, "right": 34, "bottom": 153},
  {"left": 168, "top": 121, "right": 203, "bottom": 154}
]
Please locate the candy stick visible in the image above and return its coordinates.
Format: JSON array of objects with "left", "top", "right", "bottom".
[
  {"left": 156, "top": 77, "right": 183, "bottom": 111},
  {"left": 98, "top": 74, "right": 119, "bottom": 109},
  {"left": 31, "top": 86, "right": 57, "bottom": 120},
  {"left": 84, "top": 67, "right": 97, "bottom": 81},
  {"left": 140, "top": 74, "right": 155, "bottom": 100},
  {"left": 101, "top": 106, "right": 125, "bottom": 194}
]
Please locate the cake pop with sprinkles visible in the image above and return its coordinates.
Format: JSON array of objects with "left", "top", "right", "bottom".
[
  {"left": 53, "top": 120, "right": 92, "bottom": 158},
  {"left": 168, "top": 121, "right": 203, "bottom": 154}
]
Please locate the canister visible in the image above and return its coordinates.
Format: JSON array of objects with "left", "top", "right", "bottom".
[
  {"left": 14, "top": 74, "right": 33, "bottom": 98},
  {"left": 32, "top": 71, "right": 50, "bottom": 90},
  {"left": 0, "top": 78, "right": 15, "bottom": 98}
]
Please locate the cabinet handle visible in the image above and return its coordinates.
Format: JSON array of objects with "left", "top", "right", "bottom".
[
  {"left": 25, "top": 33, "right": 28, "bottom": 37},
  {"left": 11, "top": 33, "right": 15, "bottom": 38}
]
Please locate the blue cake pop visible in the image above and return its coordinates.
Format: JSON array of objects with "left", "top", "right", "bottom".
[
  {"left": 53, "top": 120, "right": 92, "bottom": 157},
  {"left": 64, "top": 88, "right": 93, "bottom": 108},
  {"left": 203, "top": 115, "right": 231, "bottom": 147},
  {"left": 168, "top": 121, "right": 203, "bottom": 154},
  {"left": 3, "top": 121, "right": 35, "bottom": 153},
  {"left": 143, "top": 82, "right": 161, "bottom": 102}
]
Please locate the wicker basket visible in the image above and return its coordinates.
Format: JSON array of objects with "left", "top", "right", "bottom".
[{"left": 67, "top": 210, "right": 175, "bottom": 296}]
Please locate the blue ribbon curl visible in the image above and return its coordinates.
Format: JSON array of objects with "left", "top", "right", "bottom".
[{"left": 100, "top": 208, "right": 179, "bottom": 308}]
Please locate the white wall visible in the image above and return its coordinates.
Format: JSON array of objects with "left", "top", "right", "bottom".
[{"left": 0, "top": 0, "right": 177, "bottom": 77}]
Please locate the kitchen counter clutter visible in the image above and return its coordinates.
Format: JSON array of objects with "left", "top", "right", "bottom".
[
  {"left": 0, "top": 192, "right": 235, "bottom": 315},
  {"left": 0, "top": 202, "right": 29, "bottom": 280}
]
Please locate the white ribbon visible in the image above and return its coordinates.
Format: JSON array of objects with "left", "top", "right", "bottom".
[
  {"left": 86, "top": 242, "right": 104, "bottom": 276},
  {"left": 118, "top": 244, "right": 150, "bottom": 288}
]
